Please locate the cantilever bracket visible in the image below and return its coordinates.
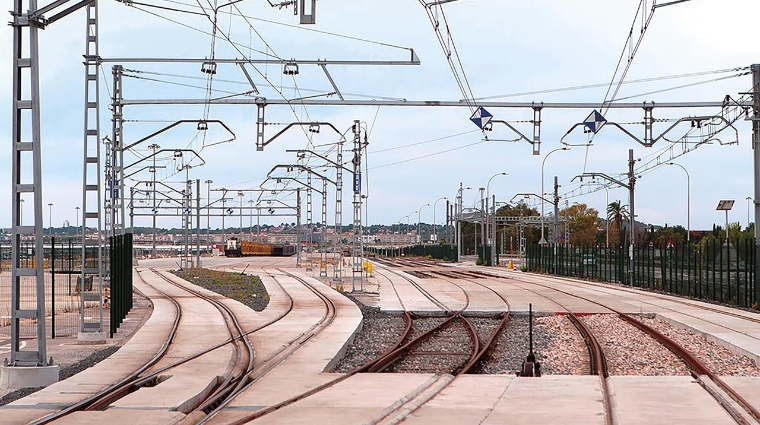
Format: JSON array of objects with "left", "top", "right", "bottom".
[
  {"left": 267, "top": 164, "right": 336, "bottom": 186},
  {"left": 259, "top": 121, "right": 343, "bottom": 151},
  {"left": 485, "top": 119, "right": 540, "bottom": 155},
  {"left": 123, "top": 119, "right": 236, "bottom": 151},
  {"left": 319, "top": 64, "right": 344, "bottom": 101},
  {"left": 572, "top": 172, "right": 630, "bottom": 190},
  {"left": 237, "top": 63, "right": 260, "bottom": 95}
]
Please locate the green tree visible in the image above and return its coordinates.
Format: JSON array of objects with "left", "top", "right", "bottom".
[
  {"left": 563, "top": 203, "right": 602, "bottom": 246},
  {"left": 606, "top": 200, "right": 629, "bottom": 246},
  {"left": 654, "top": 225, "right": 683, "bottom": 247}
]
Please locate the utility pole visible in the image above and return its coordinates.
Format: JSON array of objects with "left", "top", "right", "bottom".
[
  {"left": 628, "top": 149, "right": 636, "bottom": 286},
  {"left": 351, "top": 120, "right": 365, "bottom": 292},
  {"left": 553, "top": 176, "right": 560, "bottom": 245},
  {"left": 457, "top": 183, "right": 463, "bottom": 262},
  {"left": 149, "top": 143, "right": 160, "bottom": 258},
  {"left": 196, "top": 179, "right": 201, "bottom": 268},
  {"left": 752, "top": 63, "right": 760, "bottom": 306},
  {"left": 205, "top": 179, "right": 213, "bottom": 252}
]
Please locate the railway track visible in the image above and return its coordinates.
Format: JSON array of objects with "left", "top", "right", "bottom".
[
  {"left": 29, "top": 267, "right": 268, "bottom": 423},
  {"left": 503, "top": 272, "right": 760, "bottom": 425},
  {"left": 375, "top": 256, "right": 760, "bottom": 424}
]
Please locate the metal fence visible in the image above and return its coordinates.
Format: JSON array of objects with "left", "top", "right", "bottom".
[
  {"left": 110, "top": 233, "right": 134, "bottom": 337},
  {"left": 365, "top": 244, "right": 459, "bottom": 262},
  {"left": 526, "top": 239, "right": 756, "bottom": 309},
  {"left": 0, "top": 238, "right": 107, "bottom": 338}
]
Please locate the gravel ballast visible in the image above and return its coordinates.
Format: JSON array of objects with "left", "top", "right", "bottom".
[
  {"left": 638, "top": 316, "right": 760, "bottom": 376},
  {"left": 582, "top": 314, "right": 691, "bottom": 376}
]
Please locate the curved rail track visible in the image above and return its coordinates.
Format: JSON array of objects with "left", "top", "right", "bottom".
[{"left": 503, "top": 271, "right": 760, "bottom": 425}]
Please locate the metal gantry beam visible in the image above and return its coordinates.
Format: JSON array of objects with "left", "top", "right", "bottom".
[
  {"left": 120, "top": 98, "right": 745, "bottom": 108},
  {"left": 99, "top": 56, "right": 421, "bottom": 66}
]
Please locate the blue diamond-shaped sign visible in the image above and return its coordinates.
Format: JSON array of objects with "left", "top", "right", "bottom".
[
  {"left": 470, "top": 106, "right": 493, "bottom": 130},
  {"left": 583, "top": 110, "right": 607, "bottom": 134}
]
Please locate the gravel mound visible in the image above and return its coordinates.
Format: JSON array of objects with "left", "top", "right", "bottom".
[{"left": 172, "top": 269, "right": 269, "bottom": 311}]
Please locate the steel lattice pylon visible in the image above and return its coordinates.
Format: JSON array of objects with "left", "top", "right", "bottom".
[
  {"left": 350, "top": 120, "right": 364, "bottom": 292},
  {"left": 80, "top": 0, "right": 104, "bottom": 336},
  {"left": 9, "top": 0, "right": 47, "bottom": 367}
]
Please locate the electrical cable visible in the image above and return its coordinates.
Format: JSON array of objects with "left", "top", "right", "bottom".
[
  {"left": 371, "top": 140, "right": 486, "bottom": 170},
  {"left": 370, "top": 129, "right": 480, "bottom": 154},
  {"left": 474, "top": 67, "right": 748, "bottom": 101},
  {"left": 155, "top": 0, "right": 413, "bottom": 51},
  {"left": 610, "top": 72, "right": 749, "bottom": 102}
]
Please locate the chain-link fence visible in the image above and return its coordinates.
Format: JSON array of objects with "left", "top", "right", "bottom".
[{"left": 0, "top": 238, "right": 107, "bottom": 339}]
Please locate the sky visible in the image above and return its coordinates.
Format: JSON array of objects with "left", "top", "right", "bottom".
[{"left": 1, "top": 0, "right": 759, "bottom": 234}]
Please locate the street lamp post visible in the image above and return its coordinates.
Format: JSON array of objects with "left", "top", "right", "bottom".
[
  {"left": 221, "top": 196, "right": 227, "bottom": 243},
  {"left": 456, "top": 184, "right": 472, "bottom": 262},
  {"left": 249, "top": 200, "right": 254, "bottom": 235},
  {"left": 238, "top": 191, "right": 245, "bottom": 236},
  {"left": 47, "top": 203, "right": 53, "bottom": 237},
  {"left": 75, "top": 206, "right": 80, "bottom": 242},
  {"left": 417, "top": 203, "right": 430, "bottom": 244},
  {"left": 600, "top": 185, "right": 610, "bottom": 246},
  {"left": 407, "top": 212, "right": 415, "bottom": 244},
  {"left": 666, "top": 162, "right": 690, "bottom": 242},
  {"left": 486, "top": 172, "right": 508, "bottom": 265},
  {"left": 432, "top": 197, "right": 448, "bottom": 243},
  {"left": 205, "top": 179, "right": 213, "bottom": 251},
  {"left": 747, "top": 196, "right": 753, "bottom": 229},
  {"left": 541, "top": 147, "right": 569, "bottom": 244}
]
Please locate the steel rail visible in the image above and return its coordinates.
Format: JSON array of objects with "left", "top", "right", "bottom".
[
  {"left": 620, "top": 314, "right": 760, "bottom": 423},
  {"left": 149, "top": 269, "right": 255, "bottom": 414},
  {"left": 459, "top": 312, "right": 510, "bottom": 374},
  {"left": 373, "top": 260, "right": 467, "bottom": 313},
  {"left": 477, "top": 273, "right": 616, "bottom": 423},
  {"left": 123, "top": 269, "right": 294, "bottom": 389},
  {"left": 366, "top": 315, "right": 459, "bottom": 373},
  {"left": 369, "top": 256, "right": 515, "bottom": 375},
  {"left": 202, "top": 268, "right": 339, "bottom": 424},
  {"left": 29, "top": 269, "right": 183, "bottom": 424},
  {"left": 506, "top": 272, "right": 760, "bottom": 424},
  {"left": 353, "top": 312, "right": 414, "bottom": 373},
  {"left": 567, "top": 313, "right": 614, "bottom": 425}
]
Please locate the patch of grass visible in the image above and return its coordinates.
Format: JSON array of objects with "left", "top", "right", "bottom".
[{"left": 172, "top": 269, "right": 270, "bottom": 312}]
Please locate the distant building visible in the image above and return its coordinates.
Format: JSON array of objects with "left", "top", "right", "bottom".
[{"left": 63, "top": 220, "right": 70, "bottom": 227}]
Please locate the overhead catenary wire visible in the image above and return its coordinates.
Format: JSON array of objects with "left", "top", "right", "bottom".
[
  {"left": 154, "top": 0, "right": 414, "bottom": 52},
  {"left": 127, "top": 0, "right": 315, "bottom": 176},
  {"left": 474, "top": 67, "right": 749, "bottom": 101},
  {"left": 370, "top": 129, "right": 481, "bottom": 154},
  {"left": 610, "top": 72, "right": 749, "bottom": 102},
  {"left": 419, "top": 1, "right": 477, "bottom": 112},
  {"left": 371, "top": 140, "right": 486, "bottom": 170}
]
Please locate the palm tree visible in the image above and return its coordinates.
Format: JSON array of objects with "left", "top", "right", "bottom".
[{"left": 606, "top": 200, "right": 629, "bottom": 246}]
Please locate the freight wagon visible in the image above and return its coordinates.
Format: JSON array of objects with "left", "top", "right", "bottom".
[{"left": 224, "top": 237, "right": 296, "bottom": 257}]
